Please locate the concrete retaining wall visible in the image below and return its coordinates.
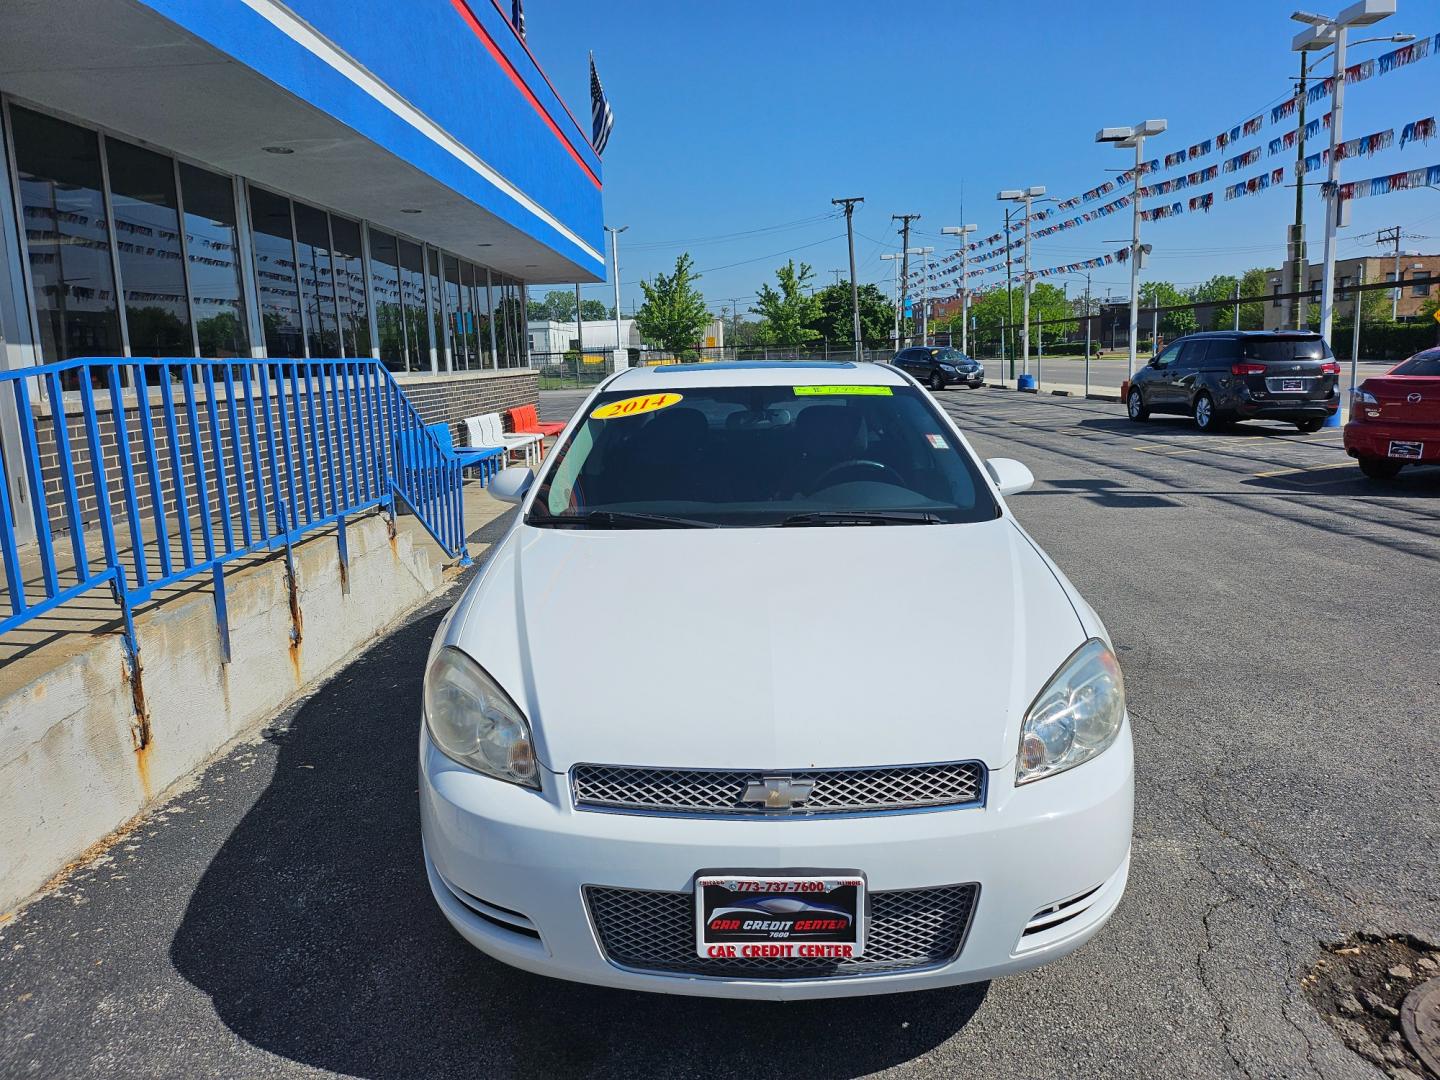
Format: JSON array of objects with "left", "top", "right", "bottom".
[{"left": 0, "top": 508, "right": 448, "bottom": 912}]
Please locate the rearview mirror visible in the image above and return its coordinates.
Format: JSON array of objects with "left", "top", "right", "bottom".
[
  {"left": 985, "top": 457, "right": 1035, "bottom": 496},
  {"left": 489, "top": 466, "right": 534, "bottom": 504}
]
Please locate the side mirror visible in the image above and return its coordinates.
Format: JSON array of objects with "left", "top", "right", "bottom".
[
  {"left": 985, "top": 457, "right": 1035, "bottom": 496},
  {"left": 489, "top": 466, "right": 534, "bottom": 504}
]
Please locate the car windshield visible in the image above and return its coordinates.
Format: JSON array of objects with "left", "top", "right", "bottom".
[
  {"left": 1240, "top": 337, "right": 1332, "bottom": 362},
  {"left": 934, "top": 349, "right": 967, "bottom": 362},
  {"left": 526, "top": 382, "right": 998, "bottom": 528},
  {"left": 1393, "top": 350, "right": 1440, "bottom": 377}
]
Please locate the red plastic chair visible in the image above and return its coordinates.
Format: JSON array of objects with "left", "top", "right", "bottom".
[{"left": 509, "top": 404, "right": 565, "bottom": 438}]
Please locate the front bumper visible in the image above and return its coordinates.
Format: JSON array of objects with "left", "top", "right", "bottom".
[
  {"left": 1344, "top": 421, "right": 1440, "bottom": 462},
  {"left": 419, "top": 725, "right": 1134, "bottom": 999},
  {"left": 947, "top": 369, "right": 984, "bottom": 385}
]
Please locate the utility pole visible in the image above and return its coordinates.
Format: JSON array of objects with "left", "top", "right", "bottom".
[
  {"left": 1234, "top": 280, "right": 1242, "bottom": 330},
  {"left": 833, "top": 197, "right": 865, "bottom": 361},
  {"left": 893, "top": 213, "right": 920, "bottom": 347},
  {"left": 1083, "top": 272, "right": 1093, "bottom": 398},
  {"left": 1291, "top": 52, "right": 1311, "bottom": 331},
  {"left": 1377, "top": 226, "right": 1402, "bottom": 319},
  {"left": 604, "top": 224, "right": 628, "bottom": 368}
]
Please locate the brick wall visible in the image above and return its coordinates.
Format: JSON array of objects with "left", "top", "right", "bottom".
[
  {"left": 28, "top": 368, "right": 536, "bottom": 543},
  {"left": 399, "top": 368, "right": 539, "bottom": 447}
]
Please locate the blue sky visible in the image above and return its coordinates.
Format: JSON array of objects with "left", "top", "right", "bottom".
[{"left": 525, "top": 0, "right": 1440, "bottom": 319}]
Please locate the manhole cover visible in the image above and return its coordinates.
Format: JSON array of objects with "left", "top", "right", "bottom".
[{"left": 1402, "top": 977, "right": 1440, "bottom": 1076}]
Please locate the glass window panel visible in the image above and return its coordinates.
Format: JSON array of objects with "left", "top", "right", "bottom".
[
  {"left": 105, "top": 139, "right": 192, "bottom": 358},
  {"left": 9, "top": 105, "right": 123, "bottom": 365},
  {"left": 426, "top": 246, "right": 445, "bottom": 371},
  {"left": 179, "top": 164, "right": 248, "bottom": 358},
  {"left": 474, "top": 265, "right": 494, "bottom": 369},
  {"left": 329, "top": 216, "right": 370, "bottom": 358},
  {"left": 248, "top": 187, "right": 304, "bottom": 357},
  {"left": 398, "top": 238, "right": 429, "bottom": 371},
  {"left": 368, "top": 228, "right": 405, "bottom": 371},
  {"left": 293, "top": 201, "right": 339, "bottom": 358},
  {"left": 442, "top": 255, "right": 467, "bottom": 370},
  {"left": 460, "top": 261, "right": 480, "bottom": 367}
]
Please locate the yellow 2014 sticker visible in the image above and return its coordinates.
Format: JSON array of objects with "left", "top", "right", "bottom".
[
  {"left": 590, "top": 392, "right": 684, "bottom": 420},
  {"left": 792, "top": 385, "right": 893, "bottom": 396}
]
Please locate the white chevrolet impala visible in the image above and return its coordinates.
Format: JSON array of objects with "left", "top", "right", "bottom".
[{"left": 419, "top": 361, "right": 1132, "bottom": 1000}]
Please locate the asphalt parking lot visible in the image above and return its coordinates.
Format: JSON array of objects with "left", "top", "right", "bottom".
[{"left": 2, "top": 386, "right": 1436, "bottom": 1080}]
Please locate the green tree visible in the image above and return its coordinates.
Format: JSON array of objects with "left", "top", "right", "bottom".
[
  {"left": 1138, "top": 281, "right": 1196, "bottom": 338},
  {"left": 1236, "top": 268, "right": 1269, "bottom": 330},
  {"left": 635, "top": 252, "right": 710, "bottom": 356},
  {"left": 805, "top": 281, "right": 896, "bottom": 346},
  {"left": 751, "top": 260, "right": 821, "bottom": 347}
]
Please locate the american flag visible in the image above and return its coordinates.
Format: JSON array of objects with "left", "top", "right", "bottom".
[
  {"left": 512, "top": 0, "right": 524, "bottom": 39},
  {"left": 590, "top": 53, "right": 614, "bottom": 157}
]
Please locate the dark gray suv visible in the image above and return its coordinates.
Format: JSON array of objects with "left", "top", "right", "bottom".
[
  {"left": 1125, "top": 331, "right": 1341, "bottom": 432},
  {"left": 892, "top": 347, "right": 984, "bottom": 390}
]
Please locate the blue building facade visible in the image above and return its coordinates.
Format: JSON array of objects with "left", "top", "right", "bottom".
[
  {"left": 0, "top": 0, "right": 605, "bottom": 541},
  {"left": 0, "top": 0, "right": 603, "bottom": 375}
]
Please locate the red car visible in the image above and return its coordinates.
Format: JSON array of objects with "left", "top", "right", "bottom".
[{"left": 1344, "top": 347, "right": 1440, "bottom": 479}]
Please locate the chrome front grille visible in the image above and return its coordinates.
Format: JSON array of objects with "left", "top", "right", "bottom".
[
  {"left": 571, "top": 761, "right": 986, "bottom": 816},
  {"left": 585, "top": 884, "right": 979, "bottom": 979}
]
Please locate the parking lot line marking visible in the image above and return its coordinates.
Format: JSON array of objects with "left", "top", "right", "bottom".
[{"left": 1252, "top": 461, "right": 1354, "bottom": 479}]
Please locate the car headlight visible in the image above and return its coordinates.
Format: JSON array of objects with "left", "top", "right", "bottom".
[
  {"left": 1016, "top": 639, "right": 1125, "bottom": 785},
  {"left": 424, "top": 647, "right": 539, "bottom": 788},
  {"left": 940, "top": 364, "right": 957, "bottom": 372}
]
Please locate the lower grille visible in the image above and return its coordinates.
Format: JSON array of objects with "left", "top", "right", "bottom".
[{"left": 585, "top": 883, "right": 979, "bottom": 979}]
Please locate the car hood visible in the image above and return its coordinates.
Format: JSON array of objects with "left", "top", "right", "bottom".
[{"left": 448, "top": 518, "right": 1087, "bottom": 773}]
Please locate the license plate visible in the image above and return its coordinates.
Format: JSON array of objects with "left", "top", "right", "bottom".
[
  {"left": 1389, "top": 440, "right": 1424, "bottom": 460},
  {"left": 1281, "top": 379, "right": 1305, "bottom": 392},
  {"left": 695, "top": 874, "right": 865, "bottom": 960}
]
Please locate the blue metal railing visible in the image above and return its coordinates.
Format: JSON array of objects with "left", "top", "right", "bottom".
[{"left": 0, "top": 356, "right": 469, "bottom": 671}]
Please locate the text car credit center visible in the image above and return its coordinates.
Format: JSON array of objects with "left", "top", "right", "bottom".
[{"left": 419, "top": 361, "right": 1133, "bottom": 1000}]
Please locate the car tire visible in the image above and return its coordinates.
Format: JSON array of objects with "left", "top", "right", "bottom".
[
  {"left": 1193, "top": 393, "right": 1222, "bottom": 432},
  {"left": 1357, "top": 456, "right": 1403, "bottom": 480},
  {"left": 1295, "top": 418, "right": 1324, "bottom": 433},
  {"left": 1127, "top": 388, "right": 1149, "bottom": 422},
  {"left": 930, "top": 372, "right": 944, "bottom": 391}
]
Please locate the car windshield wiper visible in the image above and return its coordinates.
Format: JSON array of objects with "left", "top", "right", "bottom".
[
  {"left": 779, "top": 510, "right": 943, "bottom": 527},
  {"left": 544, "top": 510, "right": 720, "bottom": 530}
]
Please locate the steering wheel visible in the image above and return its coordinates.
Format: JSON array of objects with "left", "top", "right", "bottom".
[{"left": 807, "top": 458, "right": 902, "bottom": 492}]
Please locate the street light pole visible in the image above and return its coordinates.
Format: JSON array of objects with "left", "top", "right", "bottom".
[
  {"left": 941, "top": 224, "right": 977, "bottom": 354},
  {"left": 833, "top": 197, "right": 864, "bottom": 361},
  {"left": 604, "top": 224, "right": 628, "bottom": 367},
  {"left": 998, "top": 187, "right": 1046, "bottom": 386},
  {"left": 1004, "top": 208, "right": 1015, "bottom": 384},
  {"left": 1097, "top": 119, "right": 1167, "bottom": 384},
  {"left": 1291, "top": 2, "right": 1397, "bottom": 347}
]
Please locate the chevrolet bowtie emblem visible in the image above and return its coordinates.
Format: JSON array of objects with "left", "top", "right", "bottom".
[{"left": 743, "top": 775, "right": 815, "bottom": 809}]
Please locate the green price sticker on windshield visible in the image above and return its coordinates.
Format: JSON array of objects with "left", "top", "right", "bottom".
[{"left": 793, "top": 385, "right": 893, "bottom": 396}]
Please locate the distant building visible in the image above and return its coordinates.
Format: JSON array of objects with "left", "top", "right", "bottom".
[
  {"left": 527, "top": 317, "right": 725, "bottom": 357},
  {"left": 1265, "top": 254, "right": 1438, "bottom": 330}
]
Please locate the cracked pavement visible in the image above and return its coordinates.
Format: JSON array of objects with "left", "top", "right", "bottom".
[{"left": 0, "top": 387, "right": 1436, "bottom": 1079}]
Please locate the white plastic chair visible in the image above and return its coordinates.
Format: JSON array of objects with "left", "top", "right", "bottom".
[{"left": 465, "top": 413, "right": 540, "bottom": 467}]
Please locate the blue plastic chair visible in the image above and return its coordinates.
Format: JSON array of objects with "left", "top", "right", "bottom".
[{"left": 425, "top": 422, "right": 504, "bottom": 484}]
